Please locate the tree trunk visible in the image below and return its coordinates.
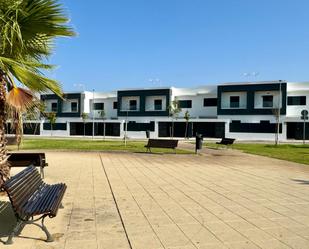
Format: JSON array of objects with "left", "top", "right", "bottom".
[
  {"left": 0, "top": 75, "right": 10, "bottom": 186},
  {"left": 185, "top": 121, "right": 188, "bottom": 139}
]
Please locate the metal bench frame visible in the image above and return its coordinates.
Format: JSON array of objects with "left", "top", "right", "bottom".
[
  {"left": 145, "top": 139, "right": 179, "bottom": 153},
  {"left": 1, "top": 166, "right": 66, "bottom": 245}
]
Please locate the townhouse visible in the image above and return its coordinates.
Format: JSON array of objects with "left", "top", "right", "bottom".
[{"left": 10, "top": 80, "right": 309, "bottom": 141}]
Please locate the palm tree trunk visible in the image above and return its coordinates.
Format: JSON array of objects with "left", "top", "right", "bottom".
[{"left": 0, "top": 74, "right": 10, "bottom": 186}]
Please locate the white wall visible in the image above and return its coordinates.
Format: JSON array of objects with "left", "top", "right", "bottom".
[
  {"left": 44, "top": 99, "right": 58, "bottom": 112},
  {"left": 121, "top": 96, "right": 140, "bottom": 111},
  {"left": 145, "top": 96, "right": 166, "bottom": 111},
  {"left": 89, "top": 97, "right": 117, "bottom": 119},
  {"left": 221, "top": 92, "right": 247, "bottom": 109},
  {"left": 286, "top": 91, "right": 309, "bottom": 118},
  {"left": 254, "top": 90, "right": 281, "bottom": 109},
  {"left": 62, "top": 99, "right": 79, "bottom": 113}
]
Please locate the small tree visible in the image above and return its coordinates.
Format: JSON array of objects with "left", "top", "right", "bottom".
[
  {"left": 168, "top": 99, "right": 181, "bottom": 139},
  {"left": 99, "top": 110, "right": 106, "bottom": 140},
  {"left": 272, "top": 108, "right": 280, "bottom": 146},
  {"left": 184, "top": 110, "right": 190, "bottom": 139},
  {"left": 46, "top": 112, "right": 56, "bottom": 136},
  {"left": 81, "top": 112, "right": 88, "bottom": 136}
]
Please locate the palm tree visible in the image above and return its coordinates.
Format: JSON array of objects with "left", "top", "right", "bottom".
[{"left": 0, "top": 0, "right": 74, "bottom": 185}]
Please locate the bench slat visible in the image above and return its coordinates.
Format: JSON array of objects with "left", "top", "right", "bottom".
[{"left": 3, "top": 166, "right": 66, "bottom": 219}]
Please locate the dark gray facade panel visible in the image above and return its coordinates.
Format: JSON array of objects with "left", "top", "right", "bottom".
[
  {"left": 41, "top": 93, "right": 82, "bottom": 117},
  {"left": 43, "top": 123, "right": 67, "bottom": 130},
  {"left": 229, "top": 122, "right": 282, "bottom": 133},
  {"left": 217, "top": 83, "right": 287, "bottom": 115},
  {"left": 70, "top": 122, "right": 120, "bottom": 136},
  {"left": 117, "top": 89, "right": 170, "bottom": 117}
]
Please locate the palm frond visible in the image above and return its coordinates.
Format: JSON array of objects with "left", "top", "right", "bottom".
[
  {"left": 6, "top": 87, "right": 35, "bottom": 111},
  {"left": 0, "top": 56, "right": 62, "bottom": 96}
]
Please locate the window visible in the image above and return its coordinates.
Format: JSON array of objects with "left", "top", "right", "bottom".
[
  {"left": 113, "top": 101, "right": 118, "bottom": 109},
  {"left": 260, "top": 120, "right": 270, "bottom": 124},
  {"left": 154, "top": 99, "right": 162, "bottom": 110},
  {"left": 262, "top": 95, "right": 273, "bottom": 108},
  {"left": 71, "top": 102, "right": 78, "bottom": 112},
  {"left": 179, "top": 100, "right": 192, "bottom": 108},
  {"left": 231, "top": 120, "right": 241, "bottom": 124},
  {"left": 230, "top": 96, "right": 239, "bottom": 108},
  {"left": 93, "top": 103, "right": 104, "bottom": 110},
  {"left": 51, "top": 102, "right": 58, "bottom": 112},
  {"left": 204, "top": 98, "right": 217, "bottom": 107},
  {"left": 129, "top": 100, "right": 137, "bottom": 110},
  {"left": 288, "top": 96, "right": 306, "bottom": 105}
]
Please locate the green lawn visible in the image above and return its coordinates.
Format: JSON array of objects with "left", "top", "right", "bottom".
[
  {"left": 206, "top": 142, "right": 309, "bottom": 165},
  {"left": 8, "top": 138, "right": 192, "bottom": 154}
]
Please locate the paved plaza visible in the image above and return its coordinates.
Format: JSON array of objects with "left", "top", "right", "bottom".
[{"left": 1, "top": 149, "right": 309, "bottom": 249}]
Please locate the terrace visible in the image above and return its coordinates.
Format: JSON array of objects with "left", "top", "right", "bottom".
[{"left": 1, "top": 149, "right": 309, "bottom": 249}]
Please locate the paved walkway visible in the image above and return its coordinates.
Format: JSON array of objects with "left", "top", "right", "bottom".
[{"left": 1, "top": 150, "right": 309, "bottom": 249}]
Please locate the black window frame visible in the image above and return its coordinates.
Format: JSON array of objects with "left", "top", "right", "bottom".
[
  {"left": 203, "top": 98, "right": 217, "bottom": 107},
  {"left": 262, "top": 95, "right": 273, "bottom": 108},
  {"left": 179, "top": 100, "right": 192, "bottom": 108},
  {"left": 93, "top": 102, "right": 104, "bottom": 110},
  {"left": 129, "top": 99, "right": 137, "bottom": 111},
  {"left": 230, "top": 96, "right": 240, "bottom": 108},
  {"left": 51, "top": 102, "right": 58, "bottom": 112},
  {"left": 71, "top": 102, "right": 78, "bottom": 112},
  {"left": 113, "top": 101, "right": 118, "bottom": 109},
  {"left": 287, "top": 96, "right": 306, "bottom": 106},
  {"left": 154, "top": 99, "right": 163, "bottom": 110}
]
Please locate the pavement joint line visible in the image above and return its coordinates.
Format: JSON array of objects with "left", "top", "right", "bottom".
[
  {"left": 92, "top": 155, "right": 99, "bottom": 249},
  {"left": 157, "top": 157, "right": 303, "bottom": 246},
  {"left": 128, "top": 154, "right": 230, "bottom": 246},
  {"left": 99, "top": 154, "right": 133, "bottom": 249},
  {"left": 117, "top": 154, "right": 199, "bottom": 249},
  {"left": 106, "top": 155, "right": 166, "bottom": 249},
  {"left": 137, "top": 154, "right": 266, "bottom": 248},
  {"left": 148, "top": 155, "right": 307, "bottom": 246},
  {"left": 63, "top": 161, "right": 82, "bottom": 249}
]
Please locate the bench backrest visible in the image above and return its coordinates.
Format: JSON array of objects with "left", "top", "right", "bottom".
[
  {"left": 6, "top": 136, "right": 16, "bottom": 146},
  {"left": 147, "top": 139, "right": 178, "bottom": 148},
  {"left": 221, "top": 138, "right": 235, "bottom": 144},
  {"left": 3, "top": 167, "right": 43, "bottom": 216},
  {"left": 8, "top": 153, "right": 46, "bottom": 167}
]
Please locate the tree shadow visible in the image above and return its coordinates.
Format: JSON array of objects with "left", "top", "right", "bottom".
[
  {"left": 0, "top": 201, "right": 18, "bottom": 243},
  {"left": 291, "top": 179, "right": 309, "bottom": 185}
]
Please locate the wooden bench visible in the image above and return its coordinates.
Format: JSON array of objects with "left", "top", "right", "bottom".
[
  {"left": 5, "top": 136, "right": 16, "bottom": 146},
  {"left": 2, "top": 166, "right": 66, "bottom": 245},
  {"left": 216, "top": 138, "right": 235, "bottom": 146},
  {"left": 7, "top": 153, "right": 48, "bottom": 178},
  {"left": 145, "top": 139, "right": 178, "bottom": 153}
]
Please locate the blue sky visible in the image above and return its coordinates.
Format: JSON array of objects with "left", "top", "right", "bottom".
[{"left": 49, "top": 0, "right": 309, "bottom": 91}]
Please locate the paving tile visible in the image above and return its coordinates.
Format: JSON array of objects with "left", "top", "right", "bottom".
[
  {"left": 65, "top": 240, "right": 97, "bottom": 249},
  {"left": 3, "top": 151, "right": 309, "bottom": 249}
]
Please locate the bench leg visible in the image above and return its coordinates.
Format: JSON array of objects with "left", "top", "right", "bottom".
[
  {"left": 40, "top": 216, "right": 53, "bottom": 242},
  {"left": 40, "top": 167, "right": 45, "bottom": 179},
  {"left": 10, "top": 215, "right": 54, "bottom": 243},
  {"left": 5, "top": 220, "right": 24, "bottom": 245}
]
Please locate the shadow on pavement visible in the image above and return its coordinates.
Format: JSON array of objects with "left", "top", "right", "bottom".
[
  {"left": 0, "top": 201, "right": 17, "bottom": 244},
  {"left": 291, "top": 179, "right": 309, "bottom": 185}
]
